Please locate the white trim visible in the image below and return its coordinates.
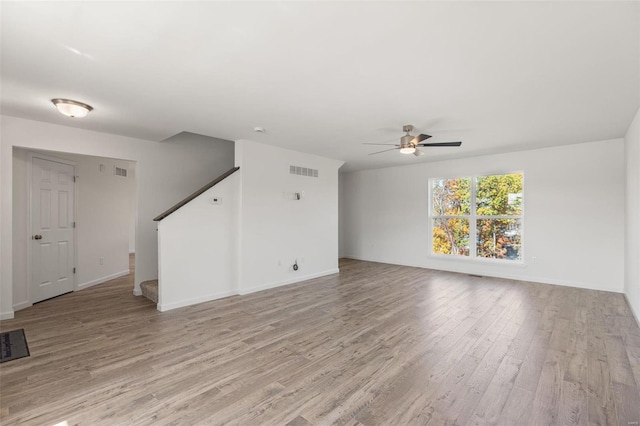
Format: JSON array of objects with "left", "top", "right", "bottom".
[
  {"left": 77, "top": 269, "right": 130, "bottom": 290},
  {"left": 27, "top": 152, "right": 78, "bottom": 303},
  {"left": 624, "top": 293, "right": 640, "bottom": 327},
  {"left": 341, "top": 256, "right": 620, "bottom": 293},
  {"left": 133, "top": 288, "right": 142, "bottom": 296},
  {"left": 237, "top": 268, "right": 340, "bottom": 295},
  {"left": 0, "top": 311, "right": 15, "bottom": 320},
  {"left": 12, "top": 301, "right": 32, "bottom": 311},
  {"left": 156, "top": 221, "right": 163, "bottom": 306},
  {"left": 157, "top": 289, "right": 237, "bottom": 312}
]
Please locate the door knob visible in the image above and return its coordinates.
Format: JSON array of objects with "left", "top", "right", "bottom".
[{"left": 33, "top": 235, "right": 42, "bottom": 240}]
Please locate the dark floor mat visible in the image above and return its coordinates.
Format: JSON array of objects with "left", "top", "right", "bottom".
[{"left": 0, "top": 329, "right": 30, "bottom": 363}]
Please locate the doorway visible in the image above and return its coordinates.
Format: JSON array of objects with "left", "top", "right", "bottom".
[{"left": 12, "top": 148, "right": 137, "bottom": 310}]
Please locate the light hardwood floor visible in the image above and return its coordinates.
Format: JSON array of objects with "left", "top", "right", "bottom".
[{"left": 1, "top": 257, "right": 640, "bottom": 425}]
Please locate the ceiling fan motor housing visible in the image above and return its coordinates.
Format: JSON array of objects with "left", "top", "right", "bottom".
[{"left": 401, "top": 134, "right": 415, "bottom": 148}]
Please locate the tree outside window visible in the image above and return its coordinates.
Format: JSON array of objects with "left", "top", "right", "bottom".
[{"left": 431, "top": 173, "right": 523, "bottom": 261}]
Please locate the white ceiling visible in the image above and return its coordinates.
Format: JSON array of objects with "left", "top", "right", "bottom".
[{"left": 2, "top": 1, "right": 638, "bottom": 172}]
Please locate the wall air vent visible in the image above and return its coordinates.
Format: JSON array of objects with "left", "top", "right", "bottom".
[
  {"left": 290, "top": 165, "right": 318, "bottom": 178},
  {"left": 115, "top": 166, "right": 128, "bottom": 177}
]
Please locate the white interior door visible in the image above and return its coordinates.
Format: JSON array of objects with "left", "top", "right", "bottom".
[{"left": 31, "top": 157, "right": 75, "bottom": 303}]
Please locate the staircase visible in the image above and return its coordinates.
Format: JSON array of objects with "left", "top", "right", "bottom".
[
  {"left": 140, "top": 280, "right": 158, "bottom": 303},
  {"left": 148, "top": 167, "right": 240, "bottom": 311}
]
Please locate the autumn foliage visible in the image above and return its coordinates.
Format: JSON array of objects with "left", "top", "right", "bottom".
[{"left": 432, "top": 174, "right": 523, "bottom": 260}]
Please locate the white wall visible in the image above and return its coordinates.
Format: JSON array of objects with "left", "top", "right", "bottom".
[
  {"left": 128, "top": 162, "right": 137, "bottom": 254},
  {"left": 341, "top": 139, "right": 625, "bottom": 293},
  {"left": 338, "top": 174, "right": 345, "bottom": 258},
  {"left": 236, "top": 140, "right": 344, "bottom": 293},
  {"left": 158, "top": 172, "right": 239, "bottom": 311},
  {"left": 11, "top": 149, "right": 29, "bottom": 310},
  {"left": 12, "top": 149, "right": 136, "bottom": 310},
  {"left": 1, "top": 123, "right": 10, "bottom": 318},
  {"left": 625, "top": 107, "right": 640, "bottom": 322},
  {"left": 1, "top": 115, "right": 234, "bottom": 319}
]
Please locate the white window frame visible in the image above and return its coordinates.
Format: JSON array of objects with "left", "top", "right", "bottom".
[{"left": 429, "top": 172, "right": 524, "bottom": 263}]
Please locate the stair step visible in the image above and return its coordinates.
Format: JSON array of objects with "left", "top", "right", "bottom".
[{"left": 140, "top": 280, "right": 158, "bottom": 304}]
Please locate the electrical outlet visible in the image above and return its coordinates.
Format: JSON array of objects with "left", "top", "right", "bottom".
[{"left": 99, "top": 257, "right": 104, "bottom": 266}]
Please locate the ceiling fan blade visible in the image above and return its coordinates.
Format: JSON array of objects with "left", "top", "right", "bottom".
[
  {"left": 368, "top": 147, "right": 399, "bottom": 155},
  {"left": 411, "top": 134, "right": 432, "bottom": 144},
  {"left": 416, "top": 141, "right": 462, "bottom": 147}
]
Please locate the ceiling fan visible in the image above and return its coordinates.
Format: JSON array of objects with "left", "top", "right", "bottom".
[{"left": 364, "top": 125, "right": 462, "bottom": 156}]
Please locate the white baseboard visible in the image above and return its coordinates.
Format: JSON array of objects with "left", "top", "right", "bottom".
[
  {"left": 624, "top": 293, "right": 640, "bottom": 327},
  {"left": 0, "top": 311, "right": 15, "bottom": 320},
  {"left": 157, "top": 289, "right": 237, "bottom": 312},
  {"left": 129, "top": 251, "right": 135, "bottom": 254},
  {"left": 133, "top": 288, "right": 142, "bottom": 296},
  {"left": 342, "top": 255, "right": 621, "bottom": 294},
  {"left": 238, "top": 268, "right": 340, "bottom": 295},
  {"left": 12, "top": 301, "right": 32, "bottom": 312},
  {"left": 77, "top": 269, "right": 130, "bottom": 291},
  {"left": 156, "top": 269, "right": 340, "bottom": 312}
]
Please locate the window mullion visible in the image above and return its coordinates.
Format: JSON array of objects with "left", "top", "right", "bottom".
[
  {"left": 470, "top": 177, "right": 477, "bottom": 259},
  {"left": 476, "top": 215, "right": 524, "bottom": 219}
]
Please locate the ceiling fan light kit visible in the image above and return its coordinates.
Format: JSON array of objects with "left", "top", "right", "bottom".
[
  {"left": 364, "top": 124, "right": 462, "bottom": 156},
  {"left": 399, "top": 129, "right": 416, "bottom": 154},
  {"left": 399, "top": 146, "right": 415, "bottom": 154}
]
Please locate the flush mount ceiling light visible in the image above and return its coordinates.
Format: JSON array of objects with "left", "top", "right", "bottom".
[{"left": 51, "top": 98, "right": 93, "bottom": 118}]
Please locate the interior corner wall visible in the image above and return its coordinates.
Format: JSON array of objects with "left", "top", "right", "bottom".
[
  {"left": 625, "top": 107, "right": 640, "bottom": 322},
  {"left": 12, "top": 148, "right": 136, "bottom": 310},
  {"left": 338, "top": 173, "right": 346, "bottom": 258},
  {"left": 1, "top": 115, "right": 234, "bottom": 318},
  {"left": 341, "top": 138, "right": 626, "bottom": 293},
  {"left": 235, "top": 140, "right": 344, "bottom": 294}
]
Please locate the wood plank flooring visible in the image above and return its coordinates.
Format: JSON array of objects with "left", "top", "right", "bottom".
[{"left": 1, "top": 257, "right": 639, "bottom": 425}]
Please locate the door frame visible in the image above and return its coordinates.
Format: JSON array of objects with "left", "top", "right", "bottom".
[{"left": 27, "top": 152, "right": 78, "bottom": 305}]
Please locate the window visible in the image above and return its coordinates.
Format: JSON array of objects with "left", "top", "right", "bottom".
[{"left": 431, "top": 173, "right": 523, "bottom": 261}]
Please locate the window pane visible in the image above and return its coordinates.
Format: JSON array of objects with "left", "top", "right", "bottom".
[
  {"left": 431, "top": 178, "right": 471, "bottom": 216},
  {"left": 476, "top": 218, "right": 522, "bottom": 260},
  {"left": 476, "top": 174, "right": 523, "bottom": 216},
  {"left": 433, "top": 218, "right": 470, "bottom": 256}
]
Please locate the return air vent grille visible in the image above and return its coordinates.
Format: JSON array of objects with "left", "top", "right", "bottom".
[
  {"left": 290, "top": 165, "right": 318, "bottom": 178},
  {"left": 115, "top": 166, "right": 128, "bottom": 177}
]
